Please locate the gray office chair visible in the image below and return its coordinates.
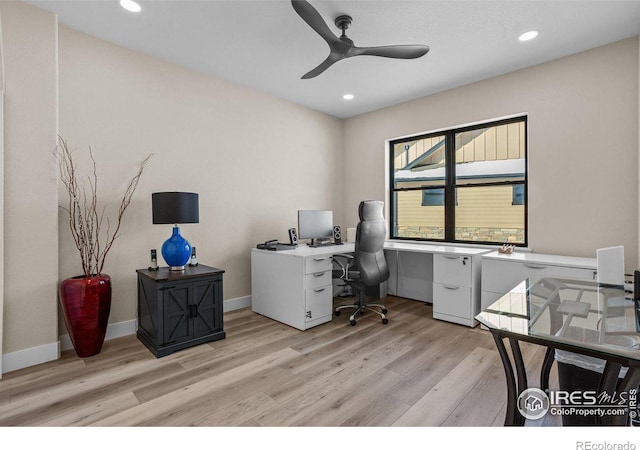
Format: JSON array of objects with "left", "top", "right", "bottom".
[{"left": 333, "top": 200, "right": 390, "bottom": 326}]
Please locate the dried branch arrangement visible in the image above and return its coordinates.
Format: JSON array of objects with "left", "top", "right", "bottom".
[{"left": 57, "top": 136, "right": 152, "bottom": 278}]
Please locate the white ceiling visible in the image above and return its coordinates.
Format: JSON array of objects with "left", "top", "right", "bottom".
[{"left": 27, "top": 0, "right": 640, "bottom": 119}]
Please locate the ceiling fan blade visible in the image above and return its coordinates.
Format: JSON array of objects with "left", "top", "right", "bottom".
[
  {"left": 301, "top": 53, "right": 342, "bottom": 79},
  {"left": 354, "top": 44, "right": 430, "bottom": 59},
  {"left": 291, "top": 0, "right": 341, "bottom": 47}
]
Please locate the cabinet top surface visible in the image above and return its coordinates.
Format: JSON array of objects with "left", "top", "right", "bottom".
[
  {"left": 482, "top": 251, "right": 597, "bottom": 269},
  {"left": 384, "top": 241, "right": 492, "bottom": 256},
  {"left": 252, "top": 243, "right": 355, "bottom": 258},
  {"left": 137, "top": 264, "right": 224, "bottom": 281},
  {"left": 252, "top": 241, "right": 491, "bottom": 258}
]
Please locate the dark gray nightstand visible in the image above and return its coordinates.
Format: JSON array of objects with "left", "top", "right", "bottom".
[{"left": 136, "top": 264, "right": 225, "bottom": 357}]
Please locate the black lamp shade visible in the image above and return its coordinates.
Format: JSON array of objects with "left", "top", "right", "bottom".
[{"left": 152, "top": 192, "right": 199, "bottom": 224}]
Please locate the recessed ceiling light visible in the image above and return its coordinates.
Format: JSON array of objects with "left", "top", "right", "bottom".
[
  {"left": 119, "top": 0, "right": 142, "bottom": 13},
  {"left": 343, "top": 93, "right": 355, "bottom": 100},
  {"left": 518, "top": 30, "right": 539, "bottom": 42}
]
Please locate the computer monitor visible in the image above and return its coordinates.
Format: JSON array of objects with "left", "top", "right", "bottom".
[{"left": 298, "top": 210, "right": 333, "bottom": 247}]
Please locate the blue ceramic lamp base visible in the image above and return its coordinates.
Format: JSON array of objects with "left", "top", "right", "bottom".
[{"left": 162, "top": 226, "right": 192, "bottom": 271}]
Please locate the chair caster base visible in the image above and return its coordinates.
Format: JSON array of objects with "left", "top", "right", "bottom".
[{"left": 334, "top": 300, "right": 388, "bottom": 327}]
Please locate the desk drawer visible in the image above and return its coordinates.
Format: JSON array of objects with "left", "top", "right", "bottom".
[
  {"left": 305, "top": 270, "right": 332, "bottom": 290},
  {"left": 433, "top": 254, "right": 472, "bottom": 287},
  {"left": 433, "top": 283, "right": 471, "bottom": 320},
  {"left": 482, "top": 259, "right": 597, "bottom": 295},
  {"left": 305, "top": 286, "right": 332, "bottom": 322},
  {"left": 305, "top": 256, "right": 332, "bottom": 274}
]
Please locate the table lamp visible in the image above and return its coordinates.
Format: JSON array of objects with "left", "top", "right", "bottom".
[{"left": 152, "top": 192, "right": 199, "bottom": 271}]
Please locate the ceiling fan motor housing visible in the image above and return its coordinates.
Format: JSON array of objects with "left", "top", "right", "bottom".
[{"left": 334, "top": 14, "right": 353, "bottom": 32}]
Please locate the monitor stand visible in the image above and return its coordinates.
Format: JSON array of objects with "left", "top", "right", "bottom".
[{"left": 308, "top": 238, "right": 333, "bottom": 248}]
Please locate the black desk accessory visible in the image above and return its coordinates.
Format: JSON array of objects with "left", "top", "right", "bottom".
[
  {"left": 189, "top": 247, "right": 198, "bottom": 267},
  {"left": 288, "top": 228, "right": 298, "bottom": 245},
  {"left": 333, "top": 225, "right": 342, "bottom": 244},
  {"left": 148, "top": 249, "right": 159, "bottom": 271},
  {"left": 257, "top": 240, "right": 297, "bottom": 251}
]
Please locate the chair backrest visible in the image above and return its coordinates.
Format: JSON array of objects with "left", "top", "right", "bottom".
[
  {"left": 596, "top": 245, "right": 625, "bottom": 286},
  {"left": 355, "top": 200, "right": 390, "bottom": 286}
]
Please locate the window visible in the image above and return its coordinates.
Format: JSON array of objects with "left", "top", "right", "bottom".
[
  {"left": 422, "top": 188, "right": 444, "bottom": 206},
  {"left": 390, "top": 116, "right": 527, "bottom": 245},
  {"left": 512, "top": 185, "right": 525, "bottom": 206},
  {"left": 421, "top": 188, "right": 457, "bottom": 206}
]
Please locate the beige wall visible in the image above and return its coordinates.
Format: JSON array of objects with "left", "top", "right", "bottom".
[
  {"left": 1, "top": 3, "right": 638, "bottom": 370},
  {"left": 343, "top": 38, "right": 640, "bottom": 270},
  {"left": 58, "top": 27, "right": 344, "bottom": 326},
  {"left": 1, "top": 2, "right": 58, "bottom": 356}
]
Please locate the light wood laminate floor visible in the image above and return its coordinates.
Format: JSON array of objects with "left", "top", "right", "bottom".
[{"left": 0, "top": 296, "right": 560, "bottom": 426}]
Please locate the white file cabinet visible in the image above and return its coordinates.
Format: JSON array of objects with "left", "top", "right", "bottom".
[
  {"left": 432, "top": 251, "right": 485, "bottom": 327},
  {"left": 481, "top": 251, "right": 598, "bottom": 311},
  {"left": 384, "top": 242, "right": 489, "bottom": 327},
  {"left": 251, "top": 246, "right": 349, "bottom": 330}
]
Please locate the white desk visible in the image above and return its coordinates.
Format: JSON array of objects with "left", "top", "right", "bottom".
[
  {"left": 251, "top": 243, "right": 354, "bottom": 330},
  {"left": 251, "top": 241, "right": 491, "bottom": 330}
]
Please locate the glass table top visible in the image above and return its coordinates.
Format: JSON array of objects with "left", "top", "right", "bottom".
[{"left": 476, "top": 276, "right": 640, "bottom": 362}]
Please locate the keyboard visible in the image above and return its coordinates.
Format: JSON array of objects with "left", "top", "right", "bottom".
[{"left": 308, "top": 241, "right": 335, "bottom": 248}]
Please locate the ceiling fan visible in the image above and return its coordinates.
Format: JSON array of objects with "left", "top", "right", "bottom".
[{"left": 291, "top": 0, "right": 430, "bottom": 79}]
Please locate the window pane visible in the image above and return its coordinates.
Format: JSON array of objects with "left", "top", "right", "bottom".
[
  {"left": 455, "top": 186, "right": 525, "bottom": 244},
  {"left": 393, "top": 135, "right": 446, "bottom": 189},
  {"left": 422, "top": 188, "right": 444, "bottom": 206},
  {"left": 394, "top": 190, "right": 444, "bottom": 240},
  {"left": 454, "top": 121, "right": 525, "bottom": 186},
  {"left": 512, "top": 184, "right": 525, "bottom": 205}
]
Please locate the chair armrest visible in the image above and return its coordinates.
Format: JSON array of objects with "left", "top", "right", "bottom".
[
  {"left": 332, "top": 254, "right": 354, "bottom": 263},
  {"left": 332, "top": 254, "right": 356, "bottom": 281}
]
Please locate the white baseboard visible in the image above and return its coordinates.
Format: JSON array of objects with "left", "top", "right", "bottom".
[
  {"left": 3, "top": 295, "right": 252, "bottom": 374},
  {"left": 59, "top": 318, "right": 138, "bottom": 352},
  {"left": 2, "top": 341, "right": 60, "bottom": 375},
  {"left": 224, "top": 295, "right": 251, "bottom": 312},
  {"left": 58, "top": 295, "right": 251, "bottom": 351}
]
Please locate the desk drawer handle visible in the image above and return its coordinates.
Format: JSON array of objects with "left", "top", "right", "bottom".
[
  {"left": 444, "top": 255, "right": 460, "bottom": 260},
  {"left": 313, "top": 257, "right": 327, "bottom": 262},
  {"left": 313, "top": 272, "right": 325, "bottom": 277},
  {"left": 524, "top": 264, "right": 547, "bottom": 269},
  {"left": 443, "top": 285, "right": 460, "bottom": 290},
  {"left": 314, "top": 288, "right": 326, "bottom": 293}
]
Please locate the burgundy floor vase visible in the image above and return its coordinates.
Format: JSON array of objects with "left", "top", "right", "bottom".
[{"left": 59, "top": 274, "right": 112, "bottom": 358}]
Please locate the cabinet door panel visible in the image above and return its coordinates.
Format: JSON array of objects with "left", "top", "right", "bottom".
[
  {"left": 162, "top": 285, "right": 191, "bottom": 345},
  {"left": 433, "top": 254, "right": 472, "bottom": 287},
  {"left": 433, "top": 283, "right": 471, "bottom": 320},
  {"left": 193, "top": 280, "right": 221, "bottom": 339},
  {"left": 305, "top": 287, "right": 332, "bottom": 322}
]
